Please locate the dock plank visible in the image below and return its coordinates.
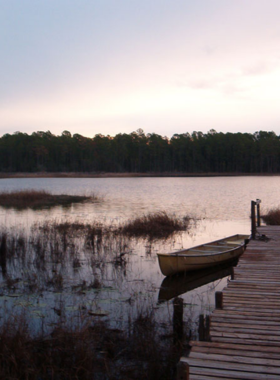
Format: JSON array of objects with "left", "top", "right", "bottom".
[{"left": 177, "top": 226, "right": 280, "bottom": 380}]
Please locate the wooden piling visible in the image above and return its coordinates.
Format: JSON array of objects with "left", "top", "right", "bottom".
[
  {"left": 205, "top": 315, "right": 210, "bottom": 341},
  {"left": 177, "top": 359, "right": 189, "bottom": 380},
  {"left": 198, "top": 314, "right": 205, "bottom": 341},
  {"left": 0, "top": 234, "right": 7, "bottom": 276},
  {"left": 230, "top": 266, "right": 234, "bottom": 280},
  {"left": 173, "top": 297, "right": 183, "bottom": 345},
  {"left": 198, "top": 314, "right": 210, "bottom": 342},
  {"left": 215, "top": 291, "right": 223, "bottom": 309}
]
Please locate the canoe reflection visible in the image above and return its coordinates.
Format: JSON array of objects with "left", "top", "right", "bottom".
[{"left": 158, "top": 260, "right": 237, "bottom": 302}]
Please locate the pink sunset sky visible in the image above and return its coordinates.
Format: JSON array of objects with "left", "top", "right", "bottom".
[{"left": 1, "top": 0, "right": 280, "bottom": 138}]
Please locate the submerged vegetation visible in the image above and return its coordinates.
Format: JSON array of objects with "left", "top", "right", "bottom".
[
  {"left": 0, "top": 189, "right": 97, "bottom": 209},
  {"left": 262, "top": 207, "right": 280, "bottom": 225}
]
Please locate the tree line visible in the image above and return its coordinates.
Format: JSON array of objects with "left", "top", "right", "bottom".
[{"left": 1, "top": 129, "right": 280, "bottom": 173}]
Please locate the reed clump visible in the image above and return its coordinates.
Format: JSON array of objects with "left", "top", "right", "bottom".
[
  {"left": 262, "top": 207, "right": 280, "bottom": 225},
  {"left": 0, "top": 212, "right": 190, "bottom": 294},
  {"left": 0, "top": 317, "right": 111, "bottom": 379},
  {"left": 121, "top": 211, "right": 190, "bottom": 239},
  {"left": 0, "top": 312, "right": 181, "bottom": 380},
  {"left": 0, "top": 189, "right": 97, "bottom": 209}
]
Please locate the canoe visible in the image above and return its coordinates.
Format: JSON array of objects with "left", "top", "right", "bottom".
[{"left": 157, "top": 234, "right": 249, "bottom": 276}]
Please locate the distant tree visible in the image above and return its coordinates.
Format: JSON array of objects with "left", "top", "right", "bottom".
[{"left": 1, "top": 129, "right": 280, "bottom": 174}]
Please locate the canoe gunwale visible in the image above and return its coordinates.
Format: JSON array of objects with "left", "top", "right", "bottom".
[
  {"left": 157, "top": 234, "right": 248, "bottom": 258},
  {"left": 158, "top": 246, "right": 240, "bottom": 258}
]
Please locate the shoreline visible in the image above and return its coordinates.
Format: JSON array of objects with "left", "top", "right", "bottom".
[{"left": 0, "top": 172, "right": 279, "bottom": 178}]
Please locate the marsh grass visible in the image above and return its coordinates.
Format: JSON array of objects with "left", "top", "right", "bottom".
[
  {"left": 0, "top": 315, "right": 111, "bottom": 380},
  {"left": 121, "top": 211, "right": 190, "bottom": 239},
  {"left": 0, "top": 212, "right": 194, "bottom": 379},
  {"left": 262, "top": 207, "right": 280, "bottom": 225},
  {"left": 38, "top": 220, "right": 104, "bottom": 241},
  {"left": 0, "top": 189, "right": 97, "bottom": 209},
  {"left": 0, "top": 220, "right": 133, "bottom": 295},
  {"left": 0, "top": 212, "right": 192, "bottom": 294},
  {"left": 0, "top": 309, "right": 181, "bottom": 380}
]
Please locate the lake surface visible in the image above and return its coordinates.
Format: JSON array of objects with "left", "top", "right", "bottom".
[
  {"left": 0, "top": 176, "right": 277, "bottom": 338},
  {"left": 1, "top": 175, "right": 275, "bottom": 228}
]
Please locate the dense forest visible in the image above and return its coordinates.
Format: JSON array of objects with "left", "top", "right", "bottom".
[{"left": 1, "top": 129, "right": 280, "bottom": 173}]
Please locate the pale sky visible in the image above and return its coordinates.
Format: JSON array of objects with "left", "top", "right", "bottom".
[{"left": 1, "top": 0, "right": 280, "bottom": 138}]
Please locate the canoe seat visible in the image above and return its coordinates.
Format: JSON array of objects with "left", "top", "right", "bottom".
[
  {"left": 224, "top": 241, "right": 242, "bottom": 245},
  {"left": 204, "top": 244, "right": 235, "bottom": 249},
  {"left": 189, "top": 249, "right": 224, "bottom": 254},
  {"left": 218, "top": 241, "right": 240, "bottom": 245}
]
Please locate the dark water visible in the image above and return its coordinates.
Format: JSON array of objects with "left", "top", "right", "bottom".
[{"left": 0, "top": 176, "right": 275, "bottom": 337}]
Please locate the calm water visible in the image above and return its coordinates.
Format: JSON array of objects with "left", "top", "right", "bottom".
[
  {"left": 1, "top": 175, "right": 276, "bottom": 227},
  {"left": 0, "top": 176, "right": 277, "bottom": 336},
  {"left": 0, "top": 175, "right": 277, "bottom": 248}
]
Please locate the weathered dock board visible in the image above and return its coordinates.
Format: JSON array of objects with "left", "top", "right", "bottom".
[{"left": 178, "top": 226, "right": 280, "bottom": 380}]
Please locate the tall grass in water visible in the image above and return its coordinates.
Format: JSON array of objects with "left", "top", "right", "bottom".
[
  {"left": 0, "top": 212, "right": 193, "bottom": 294},
  {"left": 121, "top": 211, "right": 190, "bottom": 239},
  {"left": 0, "top": 213, "right": 194, "bottom": 379},
  {"left": 0, "top": 189, "right": 97, "bottom": 209},
  {"left": 0, "top": 220, "right": 133, "bottom": 294},
  {"left": 262, "top": 207, "right": 280, "bottom": 225}
]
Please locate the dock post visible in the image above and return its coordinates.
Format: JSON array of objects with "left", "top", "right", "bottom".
[
  {"left": 215, "top": 291, "right": 223, "bottom": 309},
  {"left": 177, "top": 359, "right": 189, "bottom": 380},
  {"left": 231, "top": 266, "right": 234, "bottom": 280},
  {"left": 198, "top": 314, "right": 205, "bottom": 341},
  {"left": 173, "top": 297, "right": 184, "bottom": 346},
  {"left": 0, "top": 234, "right": 7, "bottom": 277},
  {"left": 251, "top": 200, "right": 256, "bottom": 239},
  {"left": 205, "top": 315, "right": 210, "bottom": 341},
  {"left": 198, "top": 314, "right": 210, "bottom": 341}
]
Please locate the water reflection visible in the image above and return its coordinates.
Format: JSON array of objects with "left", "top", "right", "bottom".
[
  {"left": 0, "top": 176, "right": 272, "bottom": 342},
  {"left": 158, "top": 261, "right": 236, "bottom": 303},
  {"left": 0, "top": 176, "right": 278, "bottom": 224}
]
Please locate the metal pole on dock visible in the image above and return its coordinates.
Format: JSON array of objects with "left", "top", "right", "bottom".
[
  {"left": 251, "top": 200, "right": 256, "bottom": 239},
  {"left": 256, "top": 198, "right": 261, "bottom": 227},
  {"left": 251, "top": 199, "right": 261, "bottom": 239}
]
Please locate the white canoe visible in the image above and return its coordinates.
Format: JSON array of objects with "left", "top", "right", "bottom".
[{"left": 157, "top": 234, "right": 249, "bottom": 276}]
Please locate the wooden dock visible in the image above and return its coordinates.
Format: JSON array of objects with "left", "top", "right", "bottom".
[{"left": 178, "top": 225, "right": 280, "bottom": 380}]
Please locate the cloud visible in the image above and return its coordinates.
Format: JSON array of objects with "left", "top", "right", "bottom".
[
  {"left": 187, "top": 79, "right": 216, "bottom": 90},
  {"left": 242, "top": 60, "right": 278, "bottom": 77}
]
